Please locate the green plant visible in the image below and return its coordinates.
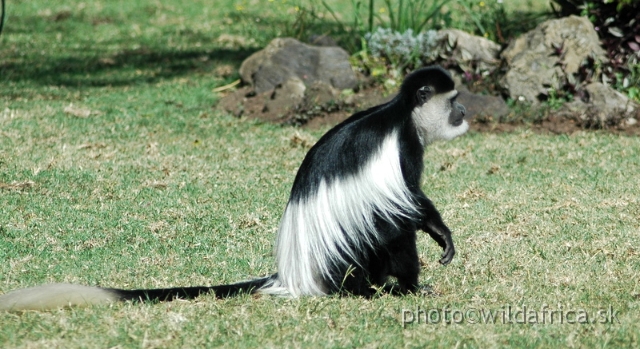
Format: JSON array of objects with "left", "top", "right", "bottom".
[
  {"left": 319, "top": 0, "right": 452, "bottom": 42},
  {"left": 365, "top": 27, "right": 439, "bottom": 73},
  {"left": 544, "top": 87, "right": 574, "bottom": 110},
  {"left": 319, "top": 0, "right": 367, "bottom": 36},
  {"left": 457, "top": 0, "right": 550, "bottom": 43},
  {"left": 349, "top": 38, "right": 391, "bottom": 78},
  {"left": 378, "top": 0, "right": 450, "bottom": 32},
  {"left": 612, "top": 64, "right": 640, "bottom": 103}
]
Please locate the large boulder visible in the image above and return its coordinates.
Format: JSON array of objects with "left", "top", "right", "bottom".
[
  {"left": 436, "top": 29, "right": 501, "bottom": 71},
  {"left": 239, "top": 38, "right": 358, "bottom": 94},
  {"left": 501, "top": 15, "right": 606, "bottom": 103},
  {"left": 219, "top": 37, "right": 357, "bottom": 124},
  {"left": 559, "top": 82, "right": 639, "bottom": 127}
]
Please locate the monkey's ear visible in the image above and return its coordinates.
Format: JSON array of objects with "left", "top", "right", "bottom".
[{"left": 416, "top": 86, "right": 433, "bottom": 105}]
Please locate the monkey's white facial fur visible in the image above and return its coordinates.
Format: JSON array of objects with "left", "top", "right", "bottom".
[{"left": 412, "top": 89, "right": 469, "bottom": 145}]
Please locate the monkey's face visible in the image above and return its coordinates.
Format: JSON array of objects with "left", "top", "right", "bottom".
[{"left": 411, "top": 88, "right": 469, "bottom": 145}]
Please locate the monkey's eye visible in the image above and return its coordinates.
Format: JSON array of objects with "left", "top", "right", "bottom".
[{"left": 417, "top": 86, "right": 433, "bottom": 104}]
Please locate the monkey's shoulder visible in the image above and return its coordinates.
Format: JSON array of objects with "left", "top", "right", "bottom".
[{"left": 289, "top": 102, "right": 421, "bottom": 198}]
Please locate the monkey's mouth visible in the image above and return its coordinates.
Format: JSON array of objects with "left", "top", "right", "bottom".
[
  {"left": 450, "top": 116, "right": 466, "bottom": 126},
  {"left": 449, "top": 104, "right": 470, "bottom": 126}
]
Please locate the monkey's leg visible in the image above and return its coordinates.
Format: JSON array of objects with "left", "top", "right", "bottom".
[
  {"left": 416, "top": 193, "right": 456, "bottom": 265},
  {"left": 384, "top": 231, "right": 421, "bottom": 294},
  {"left": 330, "top": 263, "right": 377, "bottom": 297}
]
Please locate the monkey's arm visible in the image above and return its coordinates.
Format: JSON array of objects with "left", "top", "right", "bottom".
[{"left": 416, "top": 193, "right": 455, "bottom": 265}]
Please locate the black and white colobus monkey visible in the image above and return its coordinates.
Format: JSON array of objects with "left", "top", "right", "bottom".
[{"left": 0, "top": 66, "right": 469, "bottom": 311}]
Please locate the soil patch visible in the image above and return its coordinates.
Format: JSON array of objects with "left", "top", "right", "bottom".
[{"left": 472, "top": 113, "right": 640, "bottom": 136}]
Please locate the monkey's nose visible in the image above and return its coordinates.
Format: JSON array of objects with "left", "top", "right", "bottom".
[{"left": 458, "top": 104, "right": 467, "bottom": 118}]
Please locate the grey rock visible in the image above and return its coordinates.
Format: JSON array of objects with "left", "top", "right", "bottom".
[
  {"left": 584, "top": 82, "right": 638, "bottom": 124},
  {"left": 585, "top": 83, "right": 637, "bottom": 115},
  {"left": 457, "top": 91, "right": 509, "bottom": 120},
  {"left": 263, "top": 77, "right": 307, "bottom": 118},
  {"left": 308, "top": 34, "right": 339, "bottom": 47},
  {"left": 451, "top": 72, "right": 509, "bottom": 120},
  {"left": 436, "top": 29, "right": 501, "bottom": 71},
  {"left": 218, "top": 77, "right": 345, "bottom": 124},
  {"left": 501, "top": 15, "right": 606, "bottom": 103},
  {"left": 239, "top": 38, "right": 358, "bottom": 94},
  {"left": 555, "top": 83, "right": 639, "bottom": 126},
  {"left": 302, "top": 81, "right": 340, "bottom": 107}
]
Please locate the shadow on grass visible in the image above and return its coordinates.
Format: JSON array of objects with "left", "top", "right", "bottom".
[
  {"left": 0, "top": 6, "right": 357, "bottom": 89},
  {"left": 0, "top": 47, "right": 259, "bottom": 88}
]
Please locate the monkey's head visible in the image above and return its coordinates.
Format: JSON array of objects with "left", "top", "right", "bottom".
[{"left": 402, "top": 66, "right": 469, "bottom": 145}]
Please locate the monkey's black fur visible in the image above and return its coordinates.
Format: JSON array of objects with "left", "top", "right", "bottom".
[{"left": 110, "top": 276, "right": 275, "bottom": 302}]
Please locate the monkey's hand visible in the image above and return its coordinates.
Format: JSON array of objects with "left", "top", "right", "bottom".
[
  {"left": 424, "top": 226, "right": 455, "bottom": 265},
  {"left": 417, "top": 194, "right": 456, "bottom": 265},
  {"left": 439, "top": 237, "right": 455, "bottom": 265}
]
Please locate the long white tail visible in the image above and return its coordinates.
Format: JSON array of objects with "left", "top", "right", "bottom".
[{"left": 0, "top": 284, "right": 120, "bottom": 311}]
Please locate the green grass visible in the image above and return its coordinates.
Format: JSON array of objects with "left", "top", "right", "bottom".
[{"left": 1, "top": 0, "right": 639, "bottom": 348}]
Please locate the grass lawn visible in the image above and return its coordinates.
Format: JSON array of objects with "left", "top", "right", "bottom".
[{"left": 1, "top": 0, "right": 639, "bottom": 348}]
